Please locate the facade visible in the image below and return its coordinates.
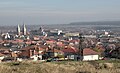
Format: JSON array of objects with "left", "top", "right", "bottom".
[{"left": 83, "top": 55, "right": 99, "bottom": 61}]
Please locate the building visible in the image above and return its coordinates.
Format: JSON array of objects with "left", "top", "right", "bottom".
[
  {"left": 16, "top": 23, "right": 27, "bottom": 36},
  {"left": 22, "top": 24, "right": 27, "bottom": 35},
  {"left": 82, "top": 48, "right": 99, "bottom": 61},
  {"left": 39, "top": 26, "right": 44, "bottom": 32},
  {"left": 61, "top": 47, "right": 78, "bottom": 60},
  {"left": 65, "top": 32, "right": 79, "bottom": 37},
  {"left": 0, "top": 48, "right": 12, "bottom": 62},
  {"left": 17, "top": 24, "right": 21, "bottom": 35}
]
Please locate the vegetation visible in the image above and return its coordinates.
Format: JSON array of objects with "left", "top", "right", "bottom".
[{"left": 0, "top": 60, "right": 120, "bottom": 73}]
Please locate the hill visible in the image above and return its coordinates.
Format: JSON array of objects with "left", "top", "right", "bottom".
[
  {"left": 0, "top": 60, "right": 120, "bottom": 73},
  {"left": 70, "top": 21, "right": 120, "bottom": 26}
]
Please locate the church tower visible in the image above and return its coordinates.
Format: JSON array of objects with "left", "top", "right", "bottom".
[
  {"left": 17, "top": 24, "right": 21, "bottom": 35},
  {"left": 22, "top": 23, "right": 27, "bottom": 35},
  {"left": 39, "top": 26, "right": 44, "bottom": 32}
]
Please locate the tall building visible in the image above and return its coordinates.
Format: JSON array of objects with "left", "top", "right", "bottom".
[
  {"left": 17, "top": 24, "right": 21, "bottom": 35},
  {"left": 22, "top": 24, "right": 27, "bottom": 35},
  {"left": 39, "top": 26, "right": 44, "bottom": 32}
]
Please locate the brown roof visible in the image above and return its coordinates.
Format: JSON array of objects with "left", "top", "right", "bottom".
[
  {"left": 61, "top": 47, "right": 78, "bottom": 53},
  {"left": 83, "top": 48, "right": 99, "bottom": 55},
  {"left": 20, "top": 45, "right": 48, "bottom": 51},
  {"left": 19, "top": 46, "right": 35, "bottom": 51},
  {"left": 0, "top": 53, "right": 5, "bottom": 57}
]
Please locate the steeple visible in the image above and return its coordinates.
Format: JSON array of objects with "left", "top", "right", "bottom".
[
  {"left": 22, "top": 23, "right": 27, "bottom": 35},
  {"left": 17, "top": 24, "right": 21, "bottom": 35},
  {"left": 39, "top": 26, "right": 44, "bottom": 32}
]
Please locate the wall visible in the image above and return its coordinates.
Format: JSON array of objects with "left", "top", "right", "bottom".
[{"left": 83, "top": 55, "right": 99, "bottom": 61}]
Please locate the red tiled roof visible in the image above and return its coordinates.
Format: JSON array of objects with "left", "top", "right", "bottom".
[
  {"left": 20, "top": 46, "right": 34, "bottom": 51},
  {"left": 69, "top": 40, "right": 79, "bottom": 43},
  {"left": 62, "top": 47, "right": 78, "bottom": 53},
  {"left": 0, "top": 40, "right": 4, "bottom": 43},
  {"left": 0, "top": 53, "right": 5, "bottom": 56},
  {"left": 46, "top": 40, "right": 55, "bottom": 44},
  {"left": 83, "top": 48, "right": 99, "bottom": 55},
  {"left": 25, "top": 41, "right": 32, "bottom": 44}
]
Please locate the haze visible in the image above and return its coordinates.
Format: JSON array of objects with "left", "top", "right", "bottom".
[{"left": 0, "top": 0, "right": 120, "bottom": 25}]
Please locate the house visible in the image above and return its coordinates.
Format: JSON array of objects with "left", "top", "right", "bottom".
[
  {"left": 46, "top": 39, "right": 56, "bottom": 45},
  {"left": 82, "top": 48, "right": 99, "bottom": 61},
  {"left": 11, "top": 50, "right": 21, "bottom": 59},
  {"left": 0, "top": 49, "right": 12, "bottom": 62},
  {"left": 25, "top": 40, "right": 32, "bottom": 45},
  {"left": 18, "top": 45, "right": 47, "bottom": 61},
  {"left": 46, "top": 48, "right": 64, "bottom": 58},
  {"left": 33, "top": 36, "right": 40, "bottom": 41},
  {"left": 30, "top": 46, "right": 45, "bottom": 61},
  {"left": 18, "top": 46, "right": 33, "bottom": 58},
  {"left": 0, "top": 53, "right": 13, "bottom": 62},
  {"left": 0, "top": 53, "right": 6, "bottom": 62},
  {"left": 61, "top": 46, "right": 78, "bottom": 60}
]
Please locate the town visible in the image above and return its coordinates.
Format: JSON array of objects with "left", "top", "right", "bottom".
[{"left": 0, "top": 23, "right": 120, "bottom": 62}]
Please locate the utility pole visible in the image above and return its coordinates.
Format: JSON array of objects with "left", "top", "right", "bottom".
[{"left": 78, "top": 33, "right": 84, "bottom": 61}]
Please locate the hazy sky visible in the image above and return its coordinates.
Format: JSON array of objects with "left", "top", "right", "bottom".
[{"left": 0, "top": 0, "right": 120, "bottom": 25}]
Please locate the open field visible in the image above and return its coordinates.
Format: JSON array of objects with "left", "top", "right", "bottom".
[{"left": 0, "top": 60, "right": 120, "bottom": 73}]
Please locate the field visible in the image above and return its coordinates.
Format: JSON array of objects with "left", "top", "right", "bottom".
[{"left": 0, "top": 60, "right": 120, "bottom": 73}]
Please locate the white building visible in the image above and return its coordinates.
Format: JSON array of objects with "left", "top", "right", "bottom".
[
  {"left": 83, "top": 48, "right": 99, "bottom": 61},
  {"left": 83, "top": 35, "right": 97, "bottom": 38},
  {"left": 31, "top": 55, "right": 42, "bottom": 61}
]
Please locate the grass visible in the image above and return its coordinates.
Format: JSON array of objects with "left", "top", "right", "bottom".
[
  {"left": 0, "top": 60, "right": 120, "bottom": 73},
  {"left": 96, "top": 59, "right": 120, "bottom": 63}
]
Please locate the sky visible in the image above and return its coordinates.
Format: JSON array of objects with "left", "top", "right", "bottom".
[{"left": 0, "top": 0, "right": 120, "bottom": 25}]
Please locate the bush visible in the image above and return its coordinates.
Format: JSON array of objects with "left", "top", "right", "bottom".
[{"left": 57, "top": 54, "right": 64, "bottom": 58}]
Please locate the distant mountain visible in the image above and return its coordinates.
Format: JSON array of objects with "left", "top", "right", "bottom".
[{"left": 70, "top": 21, "right": 120, "bottom": 25}]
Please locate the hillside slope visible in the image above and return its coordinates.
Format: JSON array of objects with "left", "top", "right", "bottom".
[{"left": 0, "top": 60, "right": 120, "bottom": 73}]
